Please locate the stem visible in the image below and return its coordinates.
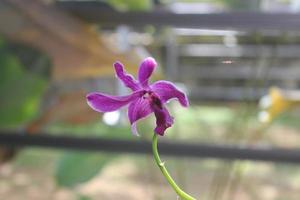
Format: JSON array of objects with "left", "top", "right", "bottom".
[{"left": 152, "top": 133, "right": 197, "bottom": 200}]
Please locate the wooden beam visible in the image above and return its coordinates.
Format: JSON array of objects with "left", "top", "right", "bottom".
[{"left": 0, "top": 0, "right": 142, "bottom": 80}]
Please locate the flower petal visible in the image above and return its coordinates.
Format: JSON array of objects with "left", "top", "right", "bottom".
[
  {"left": 114, "top": 62, "right": 140, "bottom": 91},
  {"left": 153, "top": 107, "right": 174, "bottom": 136},
  {"left": 86, "top": 90, "right": 144, "bottom": 112},
  {"left": 128, "top": 98, "right": 153, "bottom": 136},
  {"left": 138, "top": 57, "right": 157, "bottom": 87},
  {"left": 151, "top": 80, "right": 189, "bottom": 107}
]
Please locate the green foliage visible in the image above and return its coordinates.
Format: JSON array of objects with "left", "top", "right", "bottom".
[
  {"left": 108, "top": 0, "right": 152, "bottom": 11},
  {"left": 218, "top": 0, "right": 260, "bottom": 10},
  {"left": 77, "top": 194, "right": 92, "bottom": 200},
  {"left": 50, "top": 119, "right": 153, "bottom": 188},
  {"left": 0, "top": 38, "right": 48, "bottom": 127},
  {"left": 55, "top": 151, "right": 114, "bottom": 187},
  {"left": 274, "top": 111, "right": 300, "bottom": 129},
  {"left": 47, "top": 121, "right": 137, "bottom": 139}
]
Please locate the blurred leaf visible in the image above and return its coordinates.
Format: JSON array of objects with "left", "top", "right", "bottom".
[
  {"left": 55, "top": 152, "right": 114, "bottom": 187},
  {"left": 0, "top": 38, "right": 48, "bottom": 127}
]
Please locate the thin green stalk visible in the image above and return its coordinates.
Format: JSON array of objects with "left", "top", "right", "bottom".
[{"left": 152, "top": 133, "right": 197, "bottom": 200}]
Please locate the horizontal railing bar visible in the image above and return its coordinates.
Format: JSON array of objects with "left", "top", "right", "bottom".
[
  {"left": 178, "top": 65, "right": 300, "bottom": 80},
  {"left": 1, "top": 131, "right": 300, "bottom": 164},
  {"left": 187, "top": 86, "right": 266, "bottom": 101},
  {"left": 57, "top": 1, "right": 300, "bottom": 30},
  {"left": 180, "top": 44, "right": 300, "bottom": 58}
]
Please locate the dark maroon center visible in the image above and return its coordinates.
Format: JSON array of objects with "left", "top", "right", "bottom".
[{"left": 143, "top": 90, "right": 163, "bottom": 110}]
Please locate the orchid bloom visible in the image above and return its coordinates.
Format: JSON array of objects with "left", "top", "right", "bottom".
[{"left": 86, "top": 57, "right": 189, "bottom": 136}]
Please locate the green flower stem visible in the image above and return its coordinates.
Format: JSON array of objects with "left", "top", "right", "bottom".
[{"left": 152, "top": 133, "right": 197, "bottom": 200}]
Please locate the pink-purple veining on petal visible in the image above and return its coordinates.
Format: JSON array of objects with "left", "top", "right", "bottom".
[
  {"left": 151, "top": 80, "right": 189, "bottom": 107},
  {"left": 86, "top": 90, "right": 144, "bottom": 112},
  {"left": 128, "top": 98, "right": 154, "bottom": 136},
  {"left": 138, "top": 57, "right": 157, "bottom": 88},
  {"left": 114, "top": 62, "right": 140, "bottom": 91},
  {"left": 153, "top": 106, "right": 174, "bottom": 136}
]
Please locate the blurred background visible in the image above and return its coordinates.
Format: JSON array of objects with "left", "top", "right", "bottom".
[{"left": 1, "top": 0, "right": 300, "bottom": 199}]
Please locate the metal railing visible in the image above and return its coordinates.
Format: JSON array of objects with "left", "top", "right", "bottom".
[{"left": 1, "top": 131, "right": 300, "bottom": 164}]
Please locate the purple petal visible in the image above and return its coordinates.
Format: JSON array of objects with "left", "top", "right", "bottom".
[
  {"left": 114, "top": 62, "right": 140, "bottom": 91},
  {"left": 151, "top": 80, "right": 189, "bottom": 107},
  {"left": 128, "top": 98, "right": 153, "bottom": 136},
  {"left": 86, "top": 90, "right": 144, "bottom": 112},
  {"left": 138, "top": 57, "right": 157, "bottom": 87},
  {"left": 153, "top": 107, "right": 174, "bottom": 136}
]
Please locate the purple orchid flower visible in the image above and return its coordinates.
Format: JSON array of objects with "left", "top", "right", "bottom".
[{"left": 86, "top": 57, "right": 189, "bottom": 136}]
